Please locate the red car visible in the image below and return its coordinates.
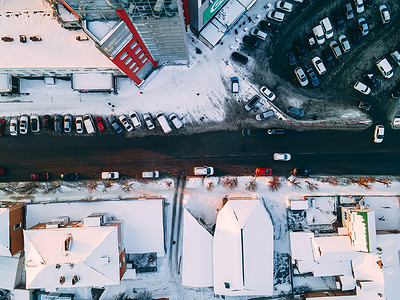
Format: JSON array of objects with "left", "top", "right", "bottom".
[
  {"left": 30, "top": 173, "right": 49, "bottom": 181},
  {"left": 0, "top": 169, "right": 5, "bottom": 176},
  {"left": 0, "top": 119, "right": 4, "bottom": 136},
  {"left": 255, "top": 168, "right": 272, "bottom": 176},
  {"left": 96, "top": 117, "right": 106, "bottom": 132}
]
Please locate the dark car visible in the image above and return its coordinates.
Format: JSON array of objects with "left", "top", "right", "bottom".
[
  {"left": 42, "top": 115, "right": 51, "bottom": 130},
  {"left": 96, "top": 117, "right": 106, "bottom": 132},
  {"left": 293, "top": 38, "right": 306, "bottom": 58},
  {"left": 231, "top": 52, "right": 248, "bottom": 65},
  {"left": 59, "top": 173, "right": 79, "bottom": 181},
  {"left": 391, "top": 84, "right": 400, "bottom": 99},
  {"left": 31, "top": 173, "right": 49, "bottom": 181},
  {"left": 287, "top": 51, "right": 297, "bottom": 66},
  {"left": 54, "top": 115, "right": 62, "bottom": 132},
  {"left": 322, "top": 48, "right": 334, "bottom": 66},
  {"left": 293, "top": 168, "right": 310, "bottom": 177},
  {"left": 267, "top": 128, "right": 285, "bottom": 135},
  {"left": 365, "top": 0, "right": 373, "bottom": 8},
  {"left": 333, "top": 9, "right": 345, "bottom": 30},
  {"left": 287, "top": 106, "right": 305, "bottom": 118},
  {"left": 108, "top": 116, "right": 123, "bottom": 133},
  {"left": 0, "top": 169, "right": 5, "bottom": 176},
  {"left": 363, "top": 73, "right": 380, "bottom": 87},
  {"left": 259, "top": 21, "right": 277, "bottom": 33},
  {"left": 0, "top": 119, "right": 4, "bottom": 136},
  {"left": 359, "top": 101, "right": 371, "bottom": 111},
  {"left": 244, "top": 95, "right": 261, "bottom": 111},
  {"left": 307, "top": 68, "right": 320, "bottom": 87},
  {"left": 351, "top": 27, "right": 361, "bottom": 45},
  {"left": 242, "top": 35, "right": 259, "bottom": 48},
  {"left": 242, "top": 129, "right": 263, "bottom": 136}
]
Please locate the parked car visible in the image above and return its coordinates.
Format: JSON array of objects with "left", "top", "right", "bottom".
[
  {"left": 255, "top": 168, "right": 272, "bottom": 176},
  {"left": 392, "top": 117, "right": 400, "bottom": 127},
  {"left": 242, "top": 35, "right": 259, "bottom": 48},
  {"left": 250, "top": 28, "right": 267, "bottom": 40},
  {"left": 129, "top": 111, "right": 142, "bottom": 128},
  {"left": 64, "top": 115, "right": 72, "bottom": 133},
  {"left": 108, "top": 116, "right": 123, "bottom": 133},
  {"left": 311, "top": 56, "right": 327, "bottom": 75},
  {"left": 390, "top": 51, "right": 400, "bottom": 66},
  {"left": 333, "top": 9, "right": 345, "bottom": 30},
  {"left": 19, "top": 115, "right": 28, "bottom": 134},
  {"left": 338, "top": 35, "right": 351, "bottom": 52},
  {"left": 10, "top": 118, "right": 17, "bottom": 136},
  {"left": 293, "top": 168, "right": 310, "bottom": 177},
  {"left": 344, "top": 3, "right": 354, "bottom": 20},
  {"left": 245, "top": 95, "right": 261, "bottom": 111},
  {"left": 358, "top": 101, "right": 371, "bottom": 111},
  {"left": 322, "top": 48, "right": 334, "bottom": 66},
  {"left": 59, "top": 173, "right": 79, "bottom": 181},
  {"left": 293, "top": 38, "right": 306, "bottom": 58},
  {"left": 320, "top": 17, "right": 334, "bottom": 39},
  {"left": 365, "top": 0, "right": 373, "bottom": 8},
  {"left": 231, "top": 52, "right": 248, "bottom": 65},
  {"left": 255, "top": 110, "right": 274, "bottom": 121},
  {"left": 31, "top": 173, "right": 49, "bottom": 181},
  {"left": 260, "top": 86, "right": 276, "bottom": 101},
  {"left": 329, "top": 40, "right": 343, "bottom": 59},
  {"left": 379, "top": 5, "right": 390, "bottom": 24},
  {"left": 267, "top": 11, "right": 285, "bottom": 22},
  {"left": 294, "top": 67, "right": 309, "bottom": 86},
  {"left": 42, "top": 115, "right": 51, "bottom": 131},
  {"left": 275, "top": 1, "right": 293, "bottom": 12},
  {"left": 287, "top": 51, "right": 297, "bottom": 66},
  {"left": 287, "top": 106, "right": 305, "bottom": 117},
  {"left": 274, "top": 153, "right": 291, "bottom": 161},
  {"left": 363, "top": 73, "right": 380, "bottom": 87},
  {"left": 75, "top": 116, "right": 84, "bottom": 133},
  {"left": 307, "top": 68, "right": 320, "bottom": 87},
  {"left": 350, "top": 27, "right": 362, "bottom": 45},
  {"left": 142, "top": 171, "right": 160, "bottom": 178},
  {"left": 54, "top": 115, "right": 62, "bottom": 133},
  {"left": 101, "top": 171, "right": 119, "bottom": 179},
  {"left": 231, "top": 77, "right": 239, "bottom": 93},
  {"left": 169, "top": 113, "right": 183, "bottom": 129},
  {"left": 267, "top": 128, "right": 285, "bottom": 135},
  {"left": 374, "top": 125, "right": 384, "bottom": 143},
  {"left": 119, "top": 115, "right": 134, "bottom": 131},
  {"left": 391, "top": 84, "right": 400, "bottom": 99},
  {"left": 30, "top": 115, "right": 40, "bottom": 133},
  {"left": 96, "top": 117, "right": 106, "bottom": 132},
  {"left": 0, "top": 169, "right": 5, "bottom": 176},
  {"left": 194, "top": 166, "right": 214, "bottom": 176},
  {"left": 376, "top": 58, "right": 393, "bottom": 79},
  {"left": 143, "top": 113, "right": 155, "bottom": 130},
  {"left": 259, "top": 21, "right": 277, "bottom": 33},
  {"left": 242, "top": 129, "right": 263, "bottom": 136},
  {"left": 358, "top": 18, "right": 369, "bottom": 36},
  {"left": 307, "top": 36, "right": 316, "bottom": 50},
  {"left": 83, "top": 115, "right": 96, "bottom": 134},
  {"left": 354, "top": 81, "right": 371, "bottom": 95},
  {"left": 0, "top": 119, "right": 4, "bottom": 136},
  {"left": 354, "top": 0, "right": 364, "bottom": 13},
  {"left": 313, "top": 25, "right": 325, "bottom": 45}
]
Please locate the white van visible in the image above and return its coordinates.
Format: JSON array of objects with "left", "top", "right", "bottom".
[
  {"left": 376, "top": 58, "right": 393, "bottom": 79},
  {"left": 155, "top": 112, "right": 172, "bottom": 134},
  {"left": 320, "top": 18, "right": 333, "bottom": 39},
  {"left": 83, "top": 115, "right": 96, "bottom": 134},
  {"left": 312, "top": 25, "right": 325, "bottom": 45},
  {"left": 391, "top": 51, "right": 400, "bottom": 66}
]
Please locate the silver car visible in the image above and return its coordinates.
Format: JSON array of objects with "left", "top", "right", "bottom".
[
  {"left": 64, "top": 115, "right": 73, "bottom": 133},
  {"left": 338, "top": 35, "right": 351, "bottom": 53},
  {"left": 329, "top": 41, "right": 342, "bottom": 59},
  {"left": 143, "top": 113, "right": 155, "bottom": 130},
  {"left": 119, "top": 115, "right": 134, "bottom": 131},
  {"left": 19, "top": 115, "right": 29, "bottom": 134},
  {"left": 294, "top": 67, "right": 309, "bottom": 86}
]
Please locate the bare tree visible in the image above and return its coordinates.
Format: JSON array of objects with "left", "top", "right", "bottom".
[
  {"left": 102, "top": 181, "right": 112, "bottom": 192},
  {"left": 376, "top": 178, "right": 391, "bottom": 187},
  {"left": 222, "top": 177, "right": 238, "bottom": 190},
  {"left": 17, "top": 182, "right": 39, "bottom": 195},
  {"left": 269, "top": 176, "right": 281, "bottom": 191},
  {"left": 322, "top": 176, "right": 339, "bottom": 186},
  {"left": 122, "top": 182, "right": 134, "bottom": 192},
  {"left": 352, "top": 177, "right": 376, "bottom": 189},
  {"left": 166, "top": 180, "right": 174, "bottom": 189},
  {"left": 288, "top": 177, "right": 301, "bottom": 188},
  {"left": 137, "top": 291, "right": 152, "bottom": 300},
  {"left": 42, "top": 182, "right": 61, "bottom": 194},
  {"left": 305, "top": 180, "right": 318, "bottom": 191},
  {"left": 87, "top": 181, "right": 99, "bottom": 192},
  {"left": 113, "top": 293, "right": 132, "bottom": 300},
  {"left": 245, "top": 179, "right": 257, "bottom": 192},
  {"left": 207, "top": 181, "right": 214, "bottom": 192}
]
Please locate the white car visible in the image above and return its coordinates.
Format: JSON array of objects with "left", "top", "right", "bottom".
[
  {"left": 354, "top": 0, "right": 364, "bottom": 13},
  {"left": 311, "top": 56, "right": 326, "bottom": 75},
  {"left": 338, "top": 35, "right": 351, "bottom": 53},
  {"left": 19, "top": 115, "right": 28, "bottom": 134},
  {"left": 295, "top": 67, "right": 309, "bottom": 87},
  {"left": 30, "top": 115, "right": 40, "bottom": 133},
  {"left": 10, "top": 118, "right": 18, "bottom": 136},
  {"left": 250, "top": 28, "right": 267, "bottom": 40},
  {"left": 101, "top": 172, "right": 119, "bottom": 179},
  {"left": 119, "top": 115, "right": 134, "bottom": 131},
  {"left": 273, "top": 153, "right": 291, "bottom": 161},
  {"left": 374, "top": 125, "right": 384, "bottom": 143},
  {"left": 75, "top": 116, "right": 84, "bottom": 134},
  {"left": 194, "top": 166, "right": 214, "bottom": 176},
  {"left": 312, "top": 25, "right": 325, "bottom": 45},
  {"left": 260, "top": 86, "right": 276, "bottom": 101},
  {"left": 143, "top": 113, "right": 155, "bottom": 130},
  {"left": 392, "top": 117, "right": 400, "bottom": 128},
  {"left": 169, "top": 113, "right": 183, "bottom": 129},
  {"left": 255, "top": 110, "right": 274, "bottom": 121},
  {"left": 142, "top": 171, "right": 160, "bottom": 178},
  {"left": 275, "top": 1, "right": 293, "bottom": 12},
  {"left": 379, "top": 5, "right": 390, "bottom": 24},
  {"left": 129, "top": 111, "right": 142, "bottom": 128},
  {"left": 267, "top": 11, "right": 285, "bottom": 22},
  {"left": 64, "top": 115, "right": 73, "bottom": 133},
  {"left": 354, "top": 81, "right": 371, "bottom": 95},
  {"left": 330, "top": 40, "right": 342, "bottom": 59}
]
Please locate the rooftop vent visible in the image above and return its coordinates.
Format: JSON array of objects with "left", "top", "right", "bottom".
[{"left": 72, "top": 275, "right": 79, "bottom": 285}]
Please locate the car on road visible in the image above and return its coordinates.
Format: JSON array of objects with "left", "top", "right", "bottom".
[
  {"left": 307, "top": 68, "right": 320, "bottom": 87},
  {"left": 379, "top": 4, "right": 390, "bottom": 24},
  {"left": 250, "top": 28, "right": 267, "bottom": 40},
  {"left": 129, "top": 111, "right": 142, "bottom": 128},
  {"left": 54, "top": 115, "right": 62, "bottom": 133},
  {"left": 255, "top": 110, "right": 274, "bottom": 121},
  {"left": 358, "top": 18, "right": 369, "bottom": 36},
  {"left": 143, "top": 113, "right": 155, "bottom": 130},
  {"left": 322, "top": 48, "right": 334, "bottom": 66},
  {"left": 275, "top": 1, "right": 293, "bottom": 12},
  {"left": 10, "top": 118, "right": 17, "bottom": 136},
  {"left": 333, "top": 9, "right": 345, "bottom": 30},
  {"left": 363, "top": 73, "right": 380, "bottom": 87},
  {"left": 374, "top": 125, "right": 384, "bottom": 143},
  {"left": 242, "top": 129, "right": 263, "bottom": 136},
  {"left": 30, "top": 115, "right": 40, "bottom": 133},
  {"left": 267, "top": 11, "right": 285, "bottom": 22},
  {"left": 330, "top": 40, "right": 342, "bottom": 59},
  {"left": 274, "top": 153, "right": 291, "bottom": 161},
  {"left": 313, "top": 24, "right": 325, "bottom": 45},
  {"left": 293, "top": 168, "right": 310, "bottom": 177},
  {"left": 64, "top": 115, "right": 72, "bottom": 133},
  {"left": 358, "top": 101, "right": 371, "bottom": 111},
  {"left": 242, "top": 35, "right": 259, "bottom": 48},
  {"left": 293, "top": 38, "right": 306, "bottom": 58},
  {"left": 245, "top": 95, "right": 261, "bottom": 111},
  {"left": 101, "top": 171, "right": 119, "bottom": 179},
  {"left": 169, "top": 113, "right": 183, "bottom": 129},
  {"left": 0, "top": 119, "right": 4, "bottom": 136},
  {"left": 260, "top": 86, "right": 276, "bottom": 101},
  {"left": 287, "top": 106, "right": 305, "bottom": 118},
  {"left": 142, "top": 171, "right": 160, "bottom": 178},
  {"left": 354, "top": 0, "right": 364, "bottom": 13},
  {"left": 108, "top": 116, "right": 123, "bottom": 133},
  {"left": 96, "top": 117, "right": 106, "bottom": 132},
  {"left": 287, "top": 51, "right": 296, "bottom": 66},
  {"left": 294, "top": 67, "right": 309, "bottom": 86},
  {"left": 42, "top": 115, "right": 51, "bottom": 131},
  {"left": 75, "top": 116, "right": 84, "bottom": 133},
  {"left": 19, "top": 115, "right": 28, "bottom": 134},
  {"left": 194, "top": 166, "right": 214, "bottom": 176},
  {"left": 344, "top": 3, "right": 354, "bottom": 20},
  {"left": 267, "top": 128, "right": 285, "bottom": 135},
  {"left": 119, "top": 115, "right": 134, "bottom": 131},
  {"left": 311, "top": 56, "right": 326, "bottom": 75},
  {"left": 31, "top": 173, "right": 49, "bottom": 181},
  {"left": 231, "top": 77, "right": 239, "bottom": 93},
  {"left": 338, "top": 35, "right": 351, "bottom": 53},
  {"left": 354, "top": 81, "right": 371, "bottom": 95},
  {"left": 255, "top": 168, "right": 272, "bottom": 176},
  {"left": 59, "top": 173, "right": 79, "bottom": 181},
  {"left": 231, "top": 52, "right": 248, "bottom": 65}
]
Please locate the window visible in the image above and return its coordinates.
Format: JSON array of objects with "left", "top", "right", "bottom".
[
  {"left": 324, "top": 292, "right": 331, "bottom": 296},
  {"left": 13, "top": 222, "right": 21, "bottom": 230}
]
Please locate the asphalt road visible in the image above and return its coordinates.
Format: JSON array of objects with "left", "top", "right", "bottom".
[{"left": 1, "top": 127, "right": 400, "bottom": 181}]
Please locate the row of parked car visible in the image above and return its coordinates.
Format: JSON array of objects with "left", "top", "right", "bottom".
[{"left": 5, "top": 112, "right": 184, "bottom": 136}]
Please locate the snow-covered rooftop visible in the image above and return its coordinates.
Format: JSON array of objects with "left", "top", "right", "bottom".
[
  {"left": 0, "top": 208, "right": 10, "bottom": 257},
  {"left": 313, "top": 236, "right": 357, "bottom": 262}
]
